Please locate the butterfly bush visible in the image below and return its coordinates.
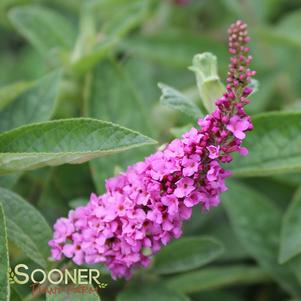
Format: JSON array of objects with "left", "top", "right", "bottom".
[{"left": 49, "top": 20, "right": 255, "bottom": 279}]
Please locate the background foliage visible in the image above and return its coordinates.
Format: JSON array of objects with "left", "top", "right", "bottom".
[{"left": 1, "top": 0, "right": 301, "bottom": 300}]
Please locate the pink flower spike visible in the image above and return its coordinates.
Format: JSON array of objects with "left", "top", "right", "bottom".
[
  {"left": 49, "top": 20, "right": 255, "bottom": 280},
  {"left": 207, "top": 145, "right": 220, "bottom": 159},
  {"left": 174, "top": 177, "right": 195, "bottom": 198},
  {"left": 182, "top": 155, "right": 200, "bottom": 176},
  {"left": 184, "top": 191, "right": 202, "bottom": 207},
  {"left": 226, "top": 116, "right": 250, "bottom": 139},
  {"left": 239, "top": 147, "right": 248, "bottom": 156},
  {"left": 162, "top": 195, "right": 179, "bottom": 215}
]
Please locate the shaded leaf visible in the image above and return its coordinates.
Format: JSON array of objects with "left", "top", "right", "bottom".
[
  {"left": 0, "top": 173, "right": 21, "bottom": 188},
  {"left": 0, "top": 118, "right": 156, "bottom": 174},
  {"left": 0, "top": 81, "right": 32, "bottom": 110},
  {"left": 71, "top": 1, "right": 150, "bottom": 74},
  {"left": 0, "top": 70, "right": 62, "bottom": 132},
  {"left": 191, "top": 290, "right": 243, "bottom": 301},
  {"left": 158, "top": 83, "right": 203, "bottom": 119},
  {"left": 223, "top": 181, "right": 301, "bottom": 296},
  {"left": 9, "top": 6, "right": 76, "bottom": 55},
  {"left": 276, "top": 10, "right": 301, "bottom": 47},
  {"left": 0, "top": 203, "right": 10, "bottom": 301},
  {"left": 166, "top": 265, "right": 269, "bottom": 294},
  {"left": 120, "top": 31, "right": 227, "bottom": 68},
  {"left": 230, "top": 112, "right": 301, "bottom": 176},
  {"left": 86, "top": 60, "right": 156, "bottom": 193},
  {"left": 117, "top": 284, "right": 190, "bottom": 301},
  {"left": 0, "top": 187, "right": 51, "bottom": 268},
  {"left": 279, "top": 187, "right": 301, "bottom": 263},
  {"left": 153, "top": 236, "right": 224, "bottom": 274}
]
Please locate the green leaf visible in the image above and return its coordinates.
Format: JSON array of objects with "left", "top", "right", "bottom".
[
  {"left": 255, "top": 10, "right": 301, "bottom": 50},
  {"left": 0, "top": 173, "right": 21, "bottom": 188},
  {"left": 166, "top": 265, "right": 269, "bottom": 294},
  {"left": 0, "top": 81, "right": 32, "bottom": 110},
  {"left": 276, "top": 10, "right": 301, "bottom": 47},
  {"left": 158, "top": 83, "right": 203, "bottom": 119},
  {"left": 117, "top": 284, "right": 190, "bottom": 301},
  {"left": 9, "top": 6, "right": 76, "bottom": 55},
  {"left": 0, "top": 187, "right": 51, "bottom": 268},
  {"left": 223, "top": 181, "right": 301, "bottom": 296},
  {"left": 86, "top": 60, "right": 156, "bottom": 193},
  {"left": 71, "top": 1, "right": 150, "bottom": 74},
  {"left": 120, "top": 31, "right": 227, "bottom": 68},
  {"left": 10, "top": 287, "right": 22, "bottom": 301},
  {"left": 192, "top": 291, "right": 243, "bottom": 301},
  {"left": 203, "top": 219, "right": 248, "bottom": 261},
  {"left": 153, "top": 236, "right": 224, "bottom": 275},
  {"left": 46, "top": 285, "right": 101, "bottom": 301},
  {"left": 71, "top": 35, "right": 118, "bottom": 75},
  {"left": 0, "top": 117, "right": 156, "bottom": 174},
  {"left": 0, "top": 203, "right": 10, "bottom": 301},
  {"left": 279, "top": 187, "right": 301, "bottom": 263},
  {"left": 100, "top": 0, "right": 149, "bottom": 39},
  {"left": 230, "top": 112, "right": 301, "bottom": 176},
  {"left": 0, "top": 70, "right": 62, "bottom": 132},
  {"left": 222, "top": 0, "right": 282, "bottom": 23}
]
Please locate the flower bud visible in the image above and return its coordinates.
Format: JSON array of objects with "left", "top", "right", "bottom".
[{"left": 189, "top": 52, "right": 225, "bottom": 113}]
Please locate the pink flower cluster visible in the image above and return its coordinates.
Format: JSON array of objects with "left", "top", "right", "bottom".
[{"left": 49, "top": 20, "right": 255, "bottom": 279}]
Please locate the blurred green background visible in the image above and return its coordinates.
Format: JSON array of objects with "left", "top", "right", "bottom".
[{"left": 2, "top": 0, "right": 301, "bottom": 300}]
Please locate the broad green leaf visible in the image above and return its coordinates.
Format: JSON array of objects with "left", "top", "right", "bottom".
[
  {"left": 86, "top": 60, "right": 156, "bottom": 193},
  {"left": 100, "top": 0, "right": 149, "bottom": 39},
  {"left": 192, "top": 291, "right": 243, "bottom": 301},
  {"left": 0, "top": 81, "right": 32, "bottom": 110},
  {"left": 0, "top": 187, "right": 51, "bottom": 268},
  {"left": 0, "top": 118, "right": 156, "bottom": 174},
  {"left": 255, "top": 10, "right": 301, "bottom": 50},
  {"left": 279, "top": 187, "right": 301, "bottom": 263},
  {"left": 120, "top": 31, "right": 227, "bottom": 68},
  {"left": 71, "top": 37, "right": 118, "bottom": 75},
  {"left": 276, "top": 10, "right": 301, "bottom": 47},
  {"left": 189, "top": 53, "right": 224, "bottom": 113},
  {"left": 71, "top": 1, "right": 149, "bottom": 74},
  {"left": 10, "top": 287, "right": 22, "bottom": 301},
  {"left": 223, "top": 181, "right": 301, "bottom": 296},
  {"left": 230, "top": 112, "right": 301, "bottom": 176},
  {"left": 0, "top": 173, "right": 21, "bottom": 188},
  {"left": 0, "top": 203, "right": 10, "bottom": 301},
  {"left": 247, "top": 75, "right": 275, "bottom": 114},
  {"left": 203, "top": 219, "right": 248, "bottom": 261},
  {"left": 117, "top": 284, "right": 190, "bottom": 301},
  {"left": 0, "top": 70, "right": 62, "bottom": 132},
  {"left": 166, "top": 265, "right": 269, "bottom": 294},
  {"left": 222, "top": 0, "right": 282, "bottom": 23},
  {"left": 9, "top": 6, "right": 76, "bottom": 55},
  {"left": 153, "top": 236, "right": 224, "bottom": 274},
  {"left": 158, "top": 83, "right": 203, "bottom": 119},
  {"left": 46, "top": 285, "right": 101, "bottom": 301}
]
